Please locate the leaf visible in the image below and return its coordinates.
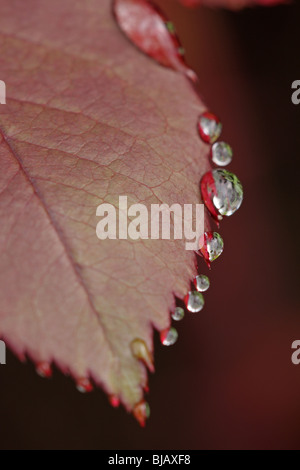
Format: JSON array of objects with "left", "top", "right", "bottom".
[
  {"left": 0, "top": 0, "right": 212, "bottom": 421},
  {"left": 178, "top": 0, "right": 288, "bottom": 9},
  {"left": 114, "top": 0, "right": 197, "bottom": 81}
]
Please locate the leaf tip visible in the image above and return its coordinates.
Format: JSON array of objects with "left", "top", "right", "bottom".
[
  {"left": 131, "top": 338, "right": 155, "bottom": 373},
  {"left": 109, "top": 394, "right": 121, "bottom": 408},
  {"left": 133, "top": 400, "right": 151, "bottom": 427},
  {"left": 76, "top": 378, "right": 94, "bottom": 394},
  {"left": 36, "top": 362, "right": 53, "bottom": 379}
]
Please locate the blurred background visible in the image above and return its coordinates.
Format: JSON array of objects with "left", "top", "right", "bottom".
[{"left": 0, "top": 0, "right": 299, "bottom": 450}]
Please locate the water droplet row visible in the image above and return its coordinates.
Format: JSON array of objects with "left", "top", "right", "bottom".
[
  {"left": 198, "top": 111, "right": 243, "bottom": 223},
  {"left": 161, "top": 271, "right": 213, "bottom": 347}
]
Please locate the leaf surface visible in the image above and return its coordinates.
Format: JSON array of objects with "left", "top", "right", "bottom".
[{"left": 0, "top": 0, "right": 211, "bottom": 415}]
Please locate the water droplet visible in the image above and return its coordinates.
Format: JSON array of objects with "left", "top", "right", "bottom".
[
  {"left": 165, "top": 21, "right": 176, "bottom": 34},
  {"left": 199, "top": 231, "right": 224, "bottom": 268},
  {"left": 198, "top": 111, "right": 222, "bottom": 144},
  {"left": 201, "top": 169, "right": 243, "bottom": 223},
  {"left": 133, "top": 400, "right": 150, "bottom": 427},
  {"left": 211, "top": 142, "right": 233, "bottom": 166},
  {"left": 131, "top": 338, "right": 154, "bottom": 373},
  {"left": 172, "top": 307, "right": 185, "bottom": 322},
  {"left": 160, "top": 327, "right": 178, "bottom": 346},
  {"left": 184, "top": 291, "right": 205, "bottom": 313},
  {"left": 194, "top": 274, "right": 210, "bottom": 292},
  {"left": 109, "top": 395, "right": 120, "bottom": 408},
  {"left": 76, "top": 378, "right": 93, "bottom": 393},
  {"left": 36, "top": 362, "right": 52, "bottom": 378}
]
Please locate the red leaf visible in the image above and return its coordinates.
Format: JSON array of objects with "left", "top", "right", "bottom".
[
  {"left": 0, "top": 0, "right": 212, "bottom": 420},
  {"left": 114, "top": 0, "right": 197, "bottom": 81}
]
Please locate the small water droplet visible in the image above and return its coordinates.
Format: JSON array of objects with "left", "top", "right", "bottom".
[
  {"left": 109, "top": 395, "right": 120, "bottom": 408},
  {"left": 199, "top": 231, "right": 224, "bottom": 268},
  {"left": 165, "top": 21, "right": 176, "bottom": 34},
  {"left": 160, "top": 327, "right": 178, "bottom": 346},
  {"left": 131, "top": 338, "right": 154, "bottom": 373},
  {"left": 172, "top": 307, "right": 185, "bottom": 322},
  {"left": 198, "top": 111, "right": 222, "bottom": 144},
  {"left": 36, "top": 362, "right": 52, "bottom": 378},
  {"left": 184, "top": 291, "right": 205, "bottom": 313},
  {"left": 211, "top": 142, "right": 233, "bottom": 166},
  {"left": 133, "top": 400, "right": 150, "bottom": 427},
  {"left": 76, "top": 378, "right": 93, "bottom": 393},
  {"left": 201, "top": 169, "right": 243, "bottom": 222},
  {"left": 194, "top": 274, "right": 210, "bottom": 292}
]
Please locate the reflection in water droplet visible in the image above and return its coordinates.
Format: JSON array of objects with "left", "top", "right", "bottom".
[
  {"left": 36, "top": 362, "right": 52, "bottom": 378},
  {"left": 133, "top": 400, "right": 150, "bottom": 427},
  {"left": 194, "top": 274, "right": 210, "bottom": 292},
  {"left": 211, "top": 142, "right": 233, "bottom": 166},
  {"left": 199, "top": 231, "right": 224, "bottom": 268},
  {"left": 76, "top": 378, "right": 93, "bottom": 393},
  {"left": 184, "top": 291, "right": 205, "bottom": 313},
  {"left": 198, "top": 111, "right": 222, "bottom": 144},
  {"left": 172, "top": 307, "right": 185, "bottom": 322},
  {"left": 201, "top": 169, "right": 243, "bottom": 222},
  {"left": 131, "top": 338, "right": 154, "bottom": 373},
  {"left": 160, "top": 327, "right": 178, "bottom": 346}
]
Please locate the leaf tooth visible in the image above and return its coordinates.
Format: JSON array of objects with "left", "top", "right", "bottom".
[
  {"left": 36, "top": 362, "right": 53, "bottom": 379},
  {"left": 133, "top": 400, "right": 150, "bottom": 428},
  {"left": 109, "top": 395, "right": 121, "bottom": 408},
  {"left": 76, "top": 378, "right": 93, "bottom": 393}
]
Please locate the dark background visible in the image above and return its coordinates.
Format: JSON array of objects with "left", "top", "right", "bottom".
[{"left": 0, "top": 0, "right": 299, "bottom": 450}]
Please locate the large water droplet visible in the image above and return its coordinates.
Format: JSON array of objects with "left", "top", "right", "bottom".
[
  {"left": 184, "top": 291, "right": 205, "bottom": 313},
  {"left": 36, "top": 362, "right": 52, "bottom": 378},
  {"left": 211, "top": 142, "right": 233, "bottom": 166},
  {"left": 160, "top": 327, "right": 178, "bottom": 346},
  {"left": 198, "top": 111, "right": 222, "bottom": 144},
  {"left": 172, "top": 307, "right": 185, "bottom": 322},
  {"left": 201, "top": 169, "right": 243, "bottom": 222},
  {"left": 194, "top": 274, "right": 210, "bottom": 292},
  {"left": 199, "top": 231, "right": 224, "bottom": 268},
  {"left": 131, "top": 338, "right": 154, "bottom": 372},
  {"left": 76, "top": 378, "right": 93, "bottom": 393}
]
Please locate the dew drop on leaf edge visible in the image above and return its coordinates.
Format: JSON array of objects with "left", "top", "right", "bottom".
[
  {"left": 160, "top": 327, "right": 179, "bottom": 346},
  {"left": 172, "top": 307, "right": 185, "bottom": 322},
  {"left": 194, "top": 274, "right": 210, "bottom": 293},
  {"left": 184, "top": 291, "right": 205, "bottom": 313},
  {"left": 198, "top": 111, "right": 222, "bottom": 144}
]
